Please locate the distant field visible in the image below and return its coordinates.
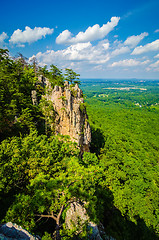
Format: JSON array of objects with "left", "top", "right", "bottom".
[{"left": 81, "top": 79, "right": 159, "bottom": 108}]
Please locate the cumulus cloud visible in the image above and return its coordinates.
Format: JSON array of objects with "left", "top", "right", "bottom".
[
  {"left": 56, "top": 17, "right": 120, "bottom": 44},
  {"left": 9, "top": 26, "right": 54, "bottom": 44},
  {"left": 102, "top": 42, "right": 109, "bottom": 50},
  {"left": 109, "top": 58, "right": 150, "bottom": 67},
  {"left": 154, "top": 53, "right": 159, "bottom": 58},
  {"left": 124, "top": 32, "right": 148, "bottom": 48},
  {"left": 30, "top": 40, "right": 110, "bottom": 66},
  {"left": 147, "top": 60, "right": 159, "bottom": 72},
  {"left": 0, "top": 32, "right": 8, "bottom": 43},
  {"left": 0, "top": 32, "right": 8, "bottom": 48},
  {"left": 131, "top": 39, "right": 159, "bottom": 55},
  {"left": 150, "top": 60, "right": 159, "bottom": 68},
  {"left": 111, "top": 46, "right": 130, "bottom": 56}
]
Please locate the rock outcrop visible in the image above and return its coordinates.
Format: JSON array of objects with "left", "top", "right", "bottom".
[
  {"left": 44, "top": 79, "right": 91, "bottom": 153},
  {"left": 65, "top": 202, "right": 106, "bottom": 240},
  {"left": 0, "top": 222, "right": 40, "bottom": 240}
]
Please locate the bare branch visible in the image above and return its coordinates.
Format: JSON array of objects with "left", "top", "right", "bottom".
[
  {"left": 35, "top": 214, "right": 57, "bottom": 222},
  {"left": 57, "top": 205, "right": 64, "bottom": 224}
]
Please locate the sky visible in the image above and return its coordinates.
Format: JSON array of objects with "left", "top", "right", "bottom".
[{"left": 0, "top": 0, "right": 159, "bottom": 79}]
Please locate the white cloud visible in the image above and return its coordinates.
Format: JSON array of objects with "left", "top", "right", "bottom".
[
  {"left": 56, "top": 30, "right": 72, "bottom": 44},
  {"left": 131, "top": 39, "right": 159, "bottom": 55},
  {"left": 154, "top": 53, "right": 159, "bottom": 58},
  {"left": 154, "top": 29, "right": 159, "bottom": 33},
  {"left": 17, "top": 43, "right": 25, "bottom": 48},
  {"left": 153, "top": 68, "right": 159, "bottom": 72},
  {"left": 109, "top": 58, "right": 150, "bottom": 67},
  {"left": 102, "top": 42, "right": 109, "bottom": 50},
  {"left": 31, "top": 40, "right": 110, "bottom": 67},
  {"left": 93, "top": 65, "right": 103, "bottom": 71},
  {"left": 111, "top": 46, "right": 130, "bottom": 56},
  {"left": 9, "top": 26, "right": 54, "bottom": 44},
  {"left": 0, "top": 32, "right": 8, "bottom": 43},
  {"left": 56, "top": 17, "right": 120, "bottom": 44},
  {"left": 147, "top": 61, "right": 159, "bottom": 72},
  {"left": 150, "top": 60, "right": 159, "bottom": 68},
  {"left": 1, "top": 33, "right": 8, "bottom": 41},
  {"left": 124, "top": 32, "right": 148, "bottom": 48}
]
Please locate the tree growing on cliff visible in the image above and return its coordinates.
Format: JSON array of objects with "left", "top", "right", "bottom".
[
  {"left": 49, "top": 65, "right": 64, "bottom": 88},
  {"left": 64, "top": 68, "right": 80, "bottom": 85}
]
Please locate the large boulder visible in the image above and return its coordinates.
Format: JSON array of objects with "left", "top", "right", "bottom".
[
  {"left": 65, "top": 202, "right": 104, "bottom": 240},
  {"left": 0, "top": 222, "right": 40, "bottom": 240}
]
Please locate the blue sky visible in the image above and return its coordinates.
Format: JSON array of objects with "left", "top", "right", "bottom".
[{"left": 0, "top": 0, "right": 159, "bottom": 79}]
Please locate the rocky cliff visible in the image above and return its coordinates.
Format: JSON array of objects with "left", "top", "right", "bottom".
[{"left": 38, "top": 76, "right": 91, "bottom": 153}]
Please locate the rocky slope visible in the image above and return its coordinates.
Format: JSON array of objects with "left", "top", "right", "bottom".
[{"left": 42, "top": 77, "right": 91, "bottom": 153}]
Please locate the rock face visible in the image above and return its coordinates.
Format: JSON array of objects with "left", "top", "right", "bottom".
[
  {"left": 45, "top": 79, "right": 91, "bottom": 153},
  {"left": 0, "top": 222, "right": 40, "bottom": 240},
  {"left": 65, "top": 202, "right": 104, "bottom": 240}
]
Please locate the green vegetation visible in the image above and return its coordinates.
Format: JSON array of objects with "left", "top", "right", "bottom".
[
  {"left": 0, "top": 49, "right": 159, "bottom": 239},
  {"left": 64, "top": 68, "right": 80, "bottom": 85},
  {"left": 81, "top": 79, "right": 159, "bottom": 239}
]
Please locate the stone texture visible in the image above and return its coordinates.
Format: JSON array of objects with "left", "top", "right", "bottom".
[
  {"left": 45, "top": 79, "right": 91, "bottom": 153},
  {"left": 0, "top": 222, "right": 40, "bottom": 240},
  {"left": 65, "top": 202, "right": 88, "bottom": 230},
  {"left": 65, "top": 202, "right": 103, "bottom": 240},
  {"left": 31, "top": 90, "right": 38, "bottom": 106}
]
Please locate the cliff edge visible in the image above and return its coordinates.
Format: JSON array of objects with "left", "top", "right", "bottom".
[{"left": 43, "top": 77, "right": 91, "bottom": 153}]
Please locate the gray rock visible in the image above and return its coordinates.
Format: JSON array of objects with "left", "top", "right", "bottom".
[
  {"left": 65, "top": 202, "right": 104, "bottom": 240},
  {"left": 0, "top": 222, "right": 40, "bottom": 240},
  {"left": 31, "top": 90, "right": 38, "bottom": 106}
]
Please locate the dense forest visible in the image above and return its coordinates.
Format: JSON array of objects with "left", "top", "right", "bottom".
[{"left": 0, "top": 49, "right": 159, "bottom": 240}]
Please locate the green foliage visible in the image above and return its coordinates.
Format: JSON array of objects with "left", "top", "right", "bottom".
[
  {"left": 48, "top": 65, "right": 64, "bottom": 88},
  {"left": 64, "top": 68, "right": 80, "bottom": 85},
  {"left": 39, "top": 98, "right": 56, "bottom": 135},
  {"left": 1, "top": 132, "right": 106, "bottom": 238},
  {"left": 41, "top": 232, "right": 52, "bottom": 240},
  {"left": 0, "top": 130, "right": 80, "bottom": 226},
  {"left": 81, "top": 152, "right": 99, "bottom": 167},
  {"left": 0, "top": 49, "right": 44, "bottom": 140},
  {"left": 38, "top": 65, "right": 49, "bottom": 78},
  {"left": 81, "top": 79, "right": 159, "bottom": 239},
  {"left": 79, "top": 102, "right": 86, "bottom": 112}
]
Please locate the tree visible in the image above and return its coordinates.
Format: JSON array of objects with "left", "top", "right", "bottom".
[
  {"left": 29, "top": 56, "right": 39, "bottom": 76},
  {"left": 0, "top": 48, "right": 45, "bottom": 140},
  {"left": 15, "top": 53, "right": 28, "bottom": 69},
  {"left": 49, "top": 65, "right": 64, "bottom": 88},
  {"left": 64, "top": 68, "right": 80, "bottom": 85},
  {"left": 2, "top": 132, "right": 102, "bottom": 239}
]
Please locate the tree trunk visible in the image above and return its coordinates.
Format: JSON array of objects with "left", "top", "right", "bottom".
[{"left": 56, "top": 219, "right": 61, "bottom": 240}]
